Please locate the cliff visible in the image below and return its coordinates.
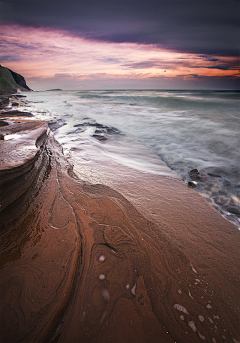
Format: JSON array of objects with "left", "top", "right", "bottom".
[{"left": 0, "top": 65, "right": 31, "bottom": 94}]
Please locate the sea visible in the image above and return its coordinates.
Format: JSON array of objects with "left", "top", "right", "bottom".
[{"left": 20, "top": 89, "right": 240, "bottom": 228}]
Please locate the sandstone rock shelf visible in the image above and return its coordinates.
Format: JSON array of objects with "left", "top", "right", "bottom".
[{"left": 0, "top": 113, "right": 240, "bottom": 343}]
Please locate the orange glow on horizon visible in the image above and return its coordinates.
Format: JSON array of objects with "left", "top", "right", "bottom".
[{"left": 1, "top": 25, "right": 239, "bottom": 88}]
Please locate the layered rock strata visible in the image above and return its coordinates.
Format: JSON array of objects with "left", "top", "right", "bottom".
[{"left": 0, "top": 116, "right": 240, "bottom": 343}]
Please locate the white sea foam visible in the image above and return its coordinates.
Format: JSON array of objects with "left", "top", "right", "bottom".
[
  {"left": 4, "top": 133, "right": 22, "bottom": 140},
  {"left": 131, "top": 283, "right": 137, "bottom": 295},
  {"left": 190, "top": 263, "right": 198, "bottom": 274},
  {"left": 102, "top": 288, "right": 110, "bottom": 301},
  {"left": 198, "top": 331, "right": 206, "bottom": 340},
  {"left": 24, "top": 90, "right": 240, "bottom": 229},
  {"left": 174, "top": 304, "right": 189, "bottom": 314},
  {"left": 188, "top": 321, "right": 197, "bottom": 332},
  {"left": 188, "top": 291, "right": 194, "bottom": 299},
  {"left": 99, "top": 255, "right": 105, "bottom": 262}
]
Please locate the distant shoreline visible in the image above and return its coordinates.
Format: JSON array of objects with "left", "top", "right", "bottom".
[{"left": 46, "top": 88, "right": 62, "bottom": 91}]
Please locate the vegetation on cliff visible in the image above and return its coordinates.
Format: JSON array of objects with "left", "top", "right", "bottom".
[{"left": 0, "top": 65, "right": 31, "bottom": 94}]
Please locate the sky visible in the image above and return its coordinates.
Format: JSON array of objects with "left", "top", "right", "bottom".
[{"left": 0, "top": 0, "right": 239, "bottom": 90}]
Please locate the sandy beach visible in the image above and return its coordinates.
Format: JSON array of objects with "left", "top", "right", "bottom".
[{"left": 0, "top": 96, "right": 240, "bottom": 343}]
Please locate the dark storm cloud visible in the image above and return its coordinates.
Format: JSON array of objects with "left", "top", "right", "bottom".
[
  {"left": 199, "top": 55, "right": 220, "bottom": 62},
  {"left": 123, "top": 56, "right": 239, "bottom": 71},
  {"left": 1, "top": 0, "right": 239, "bottom": 56},
  {"left": 207, "top": 65, "right": 230, "bottom": 70}
]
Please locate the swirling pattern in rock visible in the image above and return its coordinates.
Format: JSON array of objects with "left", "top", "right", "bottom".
[{"left": 0, "top": 124, "right": 239, "bottom": 343}]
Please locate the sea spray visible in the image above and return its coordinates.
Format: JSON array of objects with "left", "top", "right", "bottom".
[{"left": 23, "top": 89, "right": 240, "bottom": 228}]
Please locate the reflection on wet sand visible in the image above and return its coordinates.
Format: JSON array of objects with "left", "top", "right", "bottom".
[{"left": 0, "top": 117, "right": 240, "bottom": 343}]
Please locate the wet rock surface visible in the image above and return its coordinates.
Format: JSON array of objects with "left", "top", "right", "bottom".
[
  {"left": 0, "top": 116, "right": 240, "bottom": 343},
  {"left": 0, "top": 96, "right": 11, "bottom": 110},
  {"left": 189, "top": 169, "right": 208, "bottom": 181},
  {"left": 187, "top": 168, "right": 240, "bottom": 226},
  {"left": 188, "top": 181, "right": 197, "bottom": 188},
  {"left": 0, "top": 119, "right": 48, "bottom": 227},
  {"left": 0, "top": 110, "right": 33, "bottom": 117},
  {"left": 73, "top": 118, "right": 123, "bottom": 141},
  {"left": 48, "top": 119, "right": 67, "bottom": 131}
]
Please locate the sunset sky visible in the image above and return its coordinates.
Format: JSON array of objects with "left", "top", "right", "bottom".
[{"left": 1, "top": 0, "right": 239, "bottom": 90}]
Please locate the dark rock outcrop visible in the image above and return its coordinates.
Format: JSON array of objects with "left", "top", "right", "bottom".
[
  {"left": 7, "top": 68, "right": 31, "bottom": 91},
  {"left": 0, "top": 64, "right": 31, "bottom": 94}
]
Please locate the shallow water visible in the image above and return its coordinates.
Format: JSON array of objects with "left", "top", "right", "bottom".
[{"left": 21, "top": 89, "right": 240, "bottom": 228}]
